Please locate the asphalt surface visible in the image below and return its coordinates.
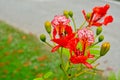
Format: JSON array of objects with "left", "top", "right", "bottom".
[{"left": 0, "top": 0, "right": 120, "bottom": 74}]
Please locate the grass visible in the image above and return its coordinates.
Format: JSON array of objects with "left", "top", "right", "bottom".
[{"left": 0, "top": 21, "right": 63, "bottom": 80}]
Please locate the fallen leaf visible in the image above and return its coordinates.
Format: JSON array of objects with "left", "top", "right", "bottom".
[
  {"left": 34, "top": 46, "right": 39, "bottom": 51},
  {"left": 23, "top": 61, "right": 31, "bottom": 67},
  {"left": 34, "top": 66, "right": 38, "bottom": 70},
  {"left": 0, "top": 46, "right": 4, "bottom": 50},
  {"left": 7, "top": 35, "right": 13, "bottom": 44},
  {"left": 53, "top": 77, "right": 57, "bottom": 80},
  {"left": 40, "top": 63, "right": 45, "bottom": 67},
  {"left": 84, "top": 76, "right": 88, "bottom": 78},
  {"left": 3, "top": 70, "right": 8, "bottom": 74},
  {"left": 37, "top": 55, "right": 47, "bottom": 62},
  {"left": 0, "top": 62, "right": 5, "bottom": 67},
  {"left": 22, "top": 35, "right": 27, "bottom": 40},
  {"left": 4, "top": 52, "right": 10, "bottom": 56},
  {"left": 36, "top": 73, "right": 43, "bottom": 78},
  {"left": 1, "top": 75, "right": 6, "bottom": 78},
  {"left": 5, "top": 61, "right": 10, "bottom": 65},
  {"left": 17, "top": 49, "right": 24, "bottom": 54}
]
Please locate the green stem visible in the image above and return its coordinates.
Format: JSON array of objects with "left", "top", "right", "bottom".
[
  {"left": 91, "top": 56, "right": 101, "bottom": 64},
  {"left": 49, "top": 33, "right": 52, "bottom": 39},
  {"left": 80, "top": 64, "right": 83, "bottom": 71},
  {"left": 79, "top": 20, "right": 86, "bottom": 29},
  {"left": 71, "top": 17, "right": 77, "bottom": 31},
  {"left": 70, "top": 69, "right": 90, "bottom": 79},
  {"left": 95, "top": 35, "right": 98, "bottom": 39},
  {"left": 87, "top": 42, "right": 99, "bottom": 49},
  {"left": 60, "top": 48, "right": 64, "bottom": 67},
  {"left": 58, "top": 48, "right": 69, "bottom": 79},
  {"left": 45, "top": 42, "right": 53, "bottom": 48}
]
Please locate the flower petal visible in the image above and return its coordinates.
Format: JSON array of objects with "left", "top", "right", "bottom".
[
  {"left": 103, "top": 15, "right": 113, "bottom": 26},
  {"left": 51, "top": 45, "right": 60, "bottom": 52},
  {"left": 83, "top": 62, "right": 93, "bottom": 68},
  {"left": 53, "top": 28, "right": 57, "bottom": 39}
]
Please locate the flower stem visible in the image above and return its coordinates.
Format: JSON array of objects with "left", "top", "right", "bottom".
[
  {"left": 45, "top": 42, "right": 53, "bottom": 48},
  {"left": 69, "top": 69, "right": 90, "bottom": 79},
  {"left": 45, "top": 42, "right": 69, "bottom": 78},
  {"left": 88, "top": 42, "right": 99, "bottom": 49},
  {"left": 91, "top": 56, "right": 101, "bottom": 64},
  {"left": 58, "top": 48, "right": 69, "bottom": 79},
  {"left": 49, "top": 33, "right": 52, "bottom": 39},
  {"left": 79, "top": 20, "right": 86, "bottom": 29},
  {"left": 60, "top": 48, "right": 64, "bottom": 67},
  {"left": 71, "top": 17, "right": 77, "bottom": 31}
]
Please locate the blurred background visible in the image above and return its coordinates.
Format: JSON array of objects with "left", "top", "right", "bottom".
[{"left": 0, "top": 0, "right": 120, "bottom": 80}]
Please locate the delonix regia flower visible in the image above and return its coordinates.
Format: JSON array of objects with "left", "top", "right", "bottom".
[
  {"left": 51, "top": 32, "right": 76, "bottom": 52},
  {"left": 70, "top": 50, "right": 94, "bottom": 68},
  {"left": 40, "top": 3, "right": 113, "bottom": 80},
  {"left": 77, "top": 28, "right": 94, "bottom": 46},
  {"left": 68, "top": 28, "right": 94, "bottom": 68},
  {"left": 51, "top": 15, "right": 71, "bottom": 38},
  {"left": 51, "top": 15, "right": 75, "bottom": 52},
  {"left": 82, "top": 4, "right": 113, "bottom": 27}
]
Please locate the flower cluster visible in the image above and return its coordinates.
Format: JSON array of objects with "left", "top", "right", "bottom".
[
  {"left": 40, "top": 4, "right": 113, "bottom": 79},
  {"left": 82, "top": 4, "right": 113, "bottom": 27}
]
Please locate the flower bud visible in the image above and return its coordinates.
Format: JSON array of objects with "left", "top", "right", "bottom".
[
  {"left": 68, "top": 11, "right": 73, "bottom": 18},
  {"left": 100, "top": 42, "right": 110, "bottom": 56},
  {"left": 96, "top": 27, "right": 102, "bottom": 35},
  {"left": 86, "top": 12, "right": 91, "bottom": 19},
  {"left": 98, "top": 35, "right": 104, "bottom": 42},
  {"left": 40, "top": 34, "right": 46, "bottom": 42},
  {"left": 44, "top": 21, "right": 51, "bottom": 34},
  {"left": 63, "top": 10, "right": 69, "bottom": 18}
]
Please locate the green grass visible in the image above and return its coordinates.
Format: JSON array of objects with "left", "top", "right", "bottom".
[{"left": 0, "top": 21, "right": 63, "bottom": 80}]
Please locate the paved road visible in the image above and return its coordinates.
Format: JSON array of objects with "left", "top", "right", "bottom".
[{"left": 0, "top": 0, "right": 120, "bottom": 73}]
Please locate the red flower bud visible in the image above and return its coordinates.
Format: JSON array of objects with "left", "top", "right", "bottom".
[{"left": 103, "top": 15, "right": 113, "bottom": 26}]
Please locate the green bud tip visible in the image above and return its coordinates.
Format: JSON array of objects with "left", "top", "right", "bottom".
[
  {"left": 40, "top": 34, "right": 46, "bottom": 42},
  {"left": 96, "top": 27, "right": 102, "bottom": 35},
  {"left": 100, "top": 42, "right": 110, "bottom": 56},
  {"left": 86, "top": 12, "right": 92, "bottom": 19},
  {"left": 68, "top": 11, "right": 73, "bottom": 18},
  {"left": 98, "top": 35, "right": 104, "bottom": 42},
  {"left": 44, "top": 21, "right": 51, "bottom": 34},
  {"left": 63, "top": 10, "right": 69, "bottom": 18}
]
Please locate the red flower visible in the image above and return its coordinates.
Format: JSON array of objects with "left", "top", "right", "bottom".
[
  {"left": 82, "top": 4, "right": 113, "bottom": 27},
  {"left": 51, "top": 15, "right": 70, "bottom": 38},
  {"left": 51, "top": 31, "right": 75, "bottom": 52},
  {"left": 65, "top": 28, "right": 95, "bottom": 68},
  {"left": 77, "top": 28, "right": 94, "bottom": 56},
  {"left": 51, "top": 15, "right": 75, "bottom": 52},
  {"left": 93, "top": 4, "right": 109, "bottom": 17},
  {"left": 65, "top": 38, "right": 79, "bottom": 56},
  {"left": 70, "top": 50, "right": 94, "bottom": 68},
  {"left": 103, "top": 15, "right": 113, "bottom": 25},
  {"left": 51, "top": 33, "right": 75, "bottom": 52}
]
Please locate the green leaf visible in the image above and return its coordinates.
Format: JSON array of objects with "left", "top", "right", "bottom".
[
  {"left": 90, "top": 45, "right": 100, "bottom": 49},
  {"left": 62, "top": 48, "right": 70, "bottom": 57},
  {"left": 90, "top": 49, "right": 100, "bottom": 57},
  {"left": 108, "top": 71, "right": 116, "bottom": 80},
  {"left": 44, "top": 71, "right": 53, "bottom": 79},
  {"left": 33, "top": 78, "right": 44, "bottom": 80}
]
